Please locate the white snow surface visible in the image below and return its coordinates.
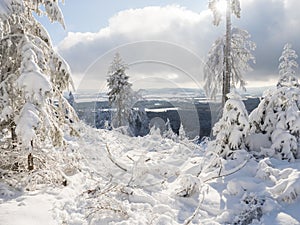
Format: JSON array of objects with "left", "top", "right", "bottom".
[
  {"left": 1, "top": 125, "right": 300, "bottom": 224},
  {"left": 15, "top": 102, "right": 40, "bottom": 147}
]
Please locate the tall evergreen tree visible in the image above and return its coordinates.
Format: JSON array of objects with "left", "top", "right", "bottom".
[
  {"left": 204, "top": 28, "right": 255, "bottom": 100},
  {"left": 207, "top": 0, "right": 244, "bottom": 105},
  {"left": 0, "top": 0, "right": 77, "bottom": 170},
  {"left": 107, "top": 53, "right": 135, "bottom": 128}
]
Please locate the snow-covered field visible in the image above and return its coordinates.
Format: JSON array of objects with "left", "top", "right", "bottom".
[{"left": 1, "top": 125, "right": 300, "bottom": 225}]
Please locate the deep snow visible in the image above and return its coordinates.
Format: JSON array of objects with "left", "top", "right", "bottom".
[{"left": 1, "top": 125, "right": 300, "bottom": 224}]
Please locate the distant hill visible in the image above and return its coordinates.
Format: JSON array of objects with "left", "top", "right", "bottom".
[{"left": 73, "top": 86, "right": 271, "bottom": 103}]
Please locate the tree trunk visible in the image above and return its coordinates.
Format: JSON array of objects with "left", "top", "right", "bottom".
[
  {"left": 118, "top": 99, "right": 122, "bottom": 127},
  {"left": 223, "top": 0, "right": 232, "bottom": 106},
  {"left": 11, "top": 122, "right": 17, "bottom": 149},
  {"left": 28, "top": 152, "right": 34, "bottom": 171}
]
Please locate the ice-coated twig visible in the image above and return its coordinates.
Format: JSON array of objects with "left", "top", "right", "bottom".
[
  {"left": 183, "top": 185, "right": 207, "bottom": 225},
  {"left": 203, "top": 156, "right": 250, "bottom": 183},
  {"left": 105, "top": 144, "right": 128, "bottom": 172}
]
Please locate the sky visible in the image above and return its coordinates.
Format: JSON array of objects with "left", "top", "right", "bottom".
[{"left": 40, "top": 0, "right": 300, "bottom": 91}]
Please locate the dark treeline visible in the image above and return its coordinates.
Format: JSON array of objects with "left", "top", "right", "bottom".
[{"left": 75, "top": 98, "right": 259, "bottom": 139}]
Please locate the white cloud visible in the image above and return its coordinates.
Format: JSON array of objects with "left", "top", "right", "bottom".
[
  {"left": 58, "top": 2, "right": 300, "bottom": 91},
  {"left": 58, "top": 5, "right": 216, "bottom": 90}
]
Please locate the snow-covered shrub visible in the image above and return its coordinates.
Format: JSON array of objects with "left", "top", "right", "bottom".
[
  {"left": 233, "top": 193, "right": 265, "bottom": 225},
  {"left": 0, "top": 144, "right": 82, "bottom": 190},
  {"left": 84, "top": 185, "right": 128, "bottom": 223},
  {"left": 208, "top": 90, "right": 249, "bottom": 159},
  {"left": 256, "top": 158, "right": 300, "bottom": 203},
  {"left": 59, "top": 182, "right": 129, "bottom": 225},
  {"left": 175, "top": 174, "right": 201, "bottom": 197},
  {"left": 269, "top": 172, "right": 300, "bottom": 203}
]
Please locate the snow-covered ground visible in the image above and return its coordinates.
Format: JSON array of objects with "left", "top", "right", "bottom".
[{"left": 1, "top": 125, "right": 300, "bottom": 224}]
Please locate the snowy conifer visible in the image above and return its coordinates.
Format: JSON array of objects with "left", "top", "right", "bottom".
[
  {"left": 0, "top": 0, "right": 77, "bottom": 171},
  {"left": 277, "top": 43, "right": 299, "bottom": 88},
  {"left": 204, "top": 28, "right": 255, "bottom": 100},
  {"left": 209, "top": 90, "right": 249, "bottom": 158},
  {"left": 208, "top": 0, "right": 251, "bottom": 104},
  {"left": 249, "top": 46, "right": 300, "bottom": 161},
  {"left": 249, "top": 87, "right": 300, "bottom": 161},
  {"left": 0, "top": 0, "right": 76, "bottom": 149},
  {"left": 107, "top": 53, "right": 135, "bottom": 128}
]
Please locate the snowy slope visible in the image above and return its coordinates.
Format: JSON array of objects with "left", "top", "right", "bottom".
[{"left": 1, "top": 125, "right": 300, "bottom": 224}]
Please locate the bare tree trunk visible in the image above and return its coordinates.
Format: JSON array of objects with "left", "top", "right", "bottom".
[
  {"left": 222, "top": 63, "right": 226, "bottom": 107},
  {"left": 118, "top": 99, "right": 122, "bottom": 127},
  {"left": 11, "top": 122, "right": 17, "bottom": 149},
  {"left": 28, "top": 140, "right": 34, "bottom": 171},
  {"left": 223, "top": 0, "right": 232, "bottom": 106},
  {"left": 28, "top": 153, "right": 34, "bottom": 171}
]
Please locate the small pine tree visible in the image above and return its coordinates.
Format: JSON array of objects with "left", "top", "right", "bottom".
[
  {"left": 107, "top": 53, "right": 135, "bottom": 128},
  {"left": 209, "top": 90, "right": 249, "bottom": 158}
]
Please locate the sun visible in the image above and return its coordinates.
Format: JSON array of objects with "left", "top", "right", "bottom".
[{"left": 216, "top": 0, "right": 228, "bottom": 14}]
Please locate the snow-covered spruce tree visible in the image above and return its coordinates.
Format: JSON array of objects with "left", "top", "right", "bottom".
[
  {"left": 207, "top": 0, "right": 256, "bottom": 106},
  {"left": 209, "top": 90, "right": 249, "bottom": 159},
  {"left": 107, "top": 53, "right": 135, "bottom": 129},
  {"left": 249, "top": 44, "right": 300, "bottom": 161},
  {"left": 277, "top": 43, "right": 299, "bottom": 88},
  {"left": 208, "top": 0, "right": 242, "bottom": 104},
  {"left": 204, "top": 27, "right": 255, "bottom": 101},
  {"left": 0, "top": 1, "right": 77, "bottom": 172},
  {"left": 249, "top": 87, "right": 300, "bottom": 161}
]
